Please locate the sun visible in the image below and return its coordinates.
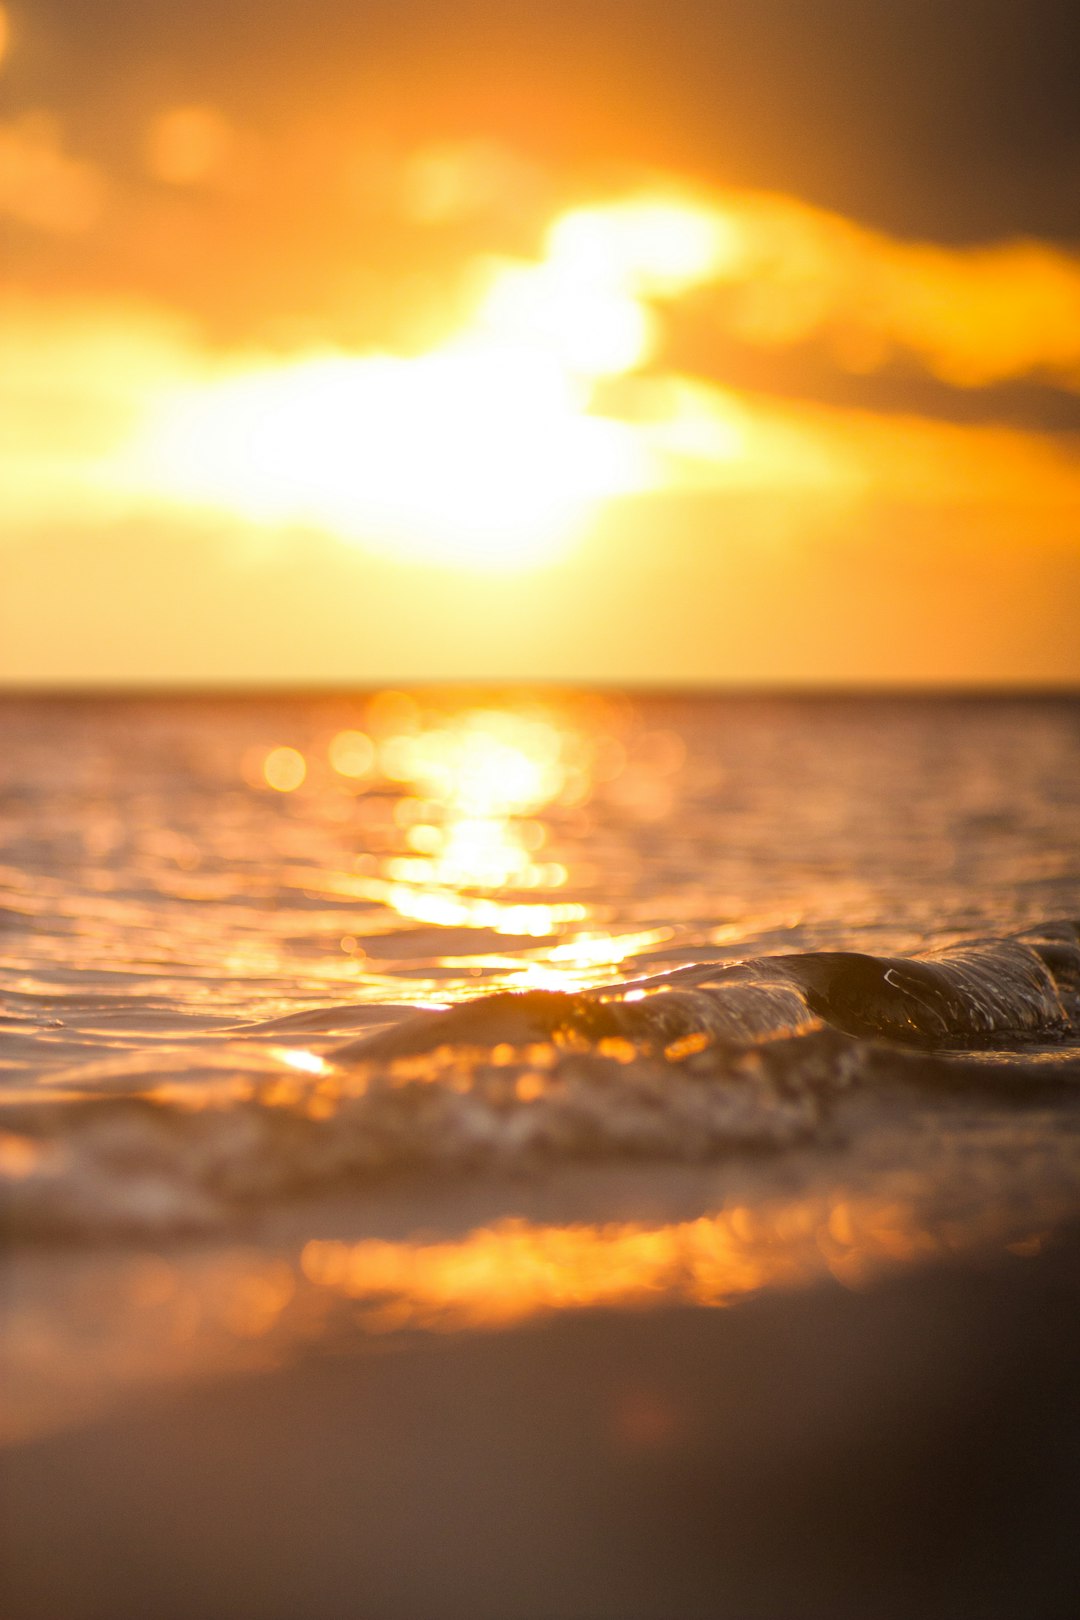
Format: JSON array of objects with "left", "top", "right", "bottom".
[
  {"left": 129, "top": 193, "right": 742, "bottom": 570},
  {"left": 140, "top": 340, "right": 644, "bottom": 569}
]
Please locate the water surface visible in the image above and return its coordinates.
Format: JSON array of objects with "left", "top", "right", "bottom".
[{"left": 3, "top": 690, "right": 1080, "bottom": 1445}]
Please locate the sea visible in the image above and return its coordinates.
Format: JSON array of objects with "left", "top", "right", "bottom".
[{"left": 3, "top": 690, "right": 1080, "bottom": 1618}]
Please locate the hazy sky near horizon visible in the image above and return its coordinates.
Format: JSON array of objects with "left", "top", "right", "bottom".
[{"left": 3, "top": 0, "right": 1080, "bottom": 685}]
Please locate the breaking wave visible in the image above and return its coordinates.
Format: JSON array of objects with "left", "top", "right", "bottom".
[
  {"left": 2, "top": 923, "right": 1079, "bottom": 1241},
  {"left": 340, "top": 919, "right": 1080, "bottom": 1058}
]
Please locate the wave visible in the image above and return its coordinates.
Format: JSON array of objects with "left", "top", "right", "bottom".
[
  {"left": 3, "top": 923, "right": 1080, "bottom": 1242},
  {"left": 338, "top": 920, "right": 1080, "bottom": 1060}
]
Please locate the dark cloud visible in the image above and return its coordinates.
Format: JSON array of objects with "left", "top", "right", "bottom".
[
  {"left": 653, "top": 319, "right": 1080, "bottom": 436},
  {"left": 15, "top": 0, "right": 1080, "bottom": 240}
]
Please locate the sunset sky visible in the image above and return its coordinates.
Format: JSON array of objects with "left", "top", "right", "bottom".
[{"left": 3, "top": 0, "right": 1079, "bottom": 686}]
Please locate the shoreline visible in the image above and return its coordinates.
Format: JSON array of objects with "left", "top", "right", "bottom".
[
  {"left": 6, "top": 1080, "right": 1080, "bottom": 1447},
  {"left": 4, "top": 1220, "right": 1080, "bottom": 1619}
]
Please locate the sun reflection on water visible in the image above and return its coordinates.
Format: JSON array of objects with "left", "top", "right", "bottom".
[
  {"left": 236, "top": 694, "right": 706, "bottom": 974},
  {"left": 253, "top": 697, "right": 661, "bottom": 946},
  {"left": 5, "top": 1172, "right": 1073, "bottom": 1445},
  {"left": 295, "top": 1192, "right": 1066, "bottom": 1332}
]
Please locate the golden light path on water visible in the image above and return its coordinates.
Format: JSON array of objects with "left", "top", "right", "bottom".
[{"left": 253, "top": 692, "right": 685, "bottom": 965}]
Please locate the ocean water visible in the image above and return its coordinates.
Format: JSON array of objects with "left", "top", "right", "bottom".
[{"left": 3, "top": 690, "right": 1080, "bottom": 1448}]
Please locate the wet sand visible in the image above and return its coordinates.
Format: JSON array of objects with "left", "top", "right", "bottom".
[{"left": 4, "top": 1222, "right": 1080, "bottom": 1620}]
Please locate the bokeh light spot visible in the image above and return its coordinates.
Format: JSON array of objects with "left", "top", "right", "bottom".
[{"left": 261, "top": 746, "right": 307, "bottom": 792}]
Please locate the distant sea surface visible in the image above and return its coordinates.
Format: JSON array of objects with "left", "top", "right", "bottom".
[{"left": 4, "top": 689, "right": 1079, "bottom": 1060}]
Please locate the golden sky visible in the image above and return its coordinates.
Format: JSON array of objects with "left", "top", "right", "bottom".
[{"left": 3, "top": 1, "right": 1079, "bottom": 685}]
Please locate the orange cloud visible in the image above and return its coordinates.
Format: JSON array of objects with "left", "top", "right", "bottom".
[
  {"left": 677, "top": 188, "right": 1080, "bottom": 389},
  {"left": 144, "top": 104, "right": 243, "bottom": 189},
  {"left": 399, "top": 139, "right": 539, "bottom": 225},
  {"left": 0, "top": 112, "right": 106, "bottom": 233},
  {"left": 626, "top": 373, "right": 1080, "bottom": 521}
]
